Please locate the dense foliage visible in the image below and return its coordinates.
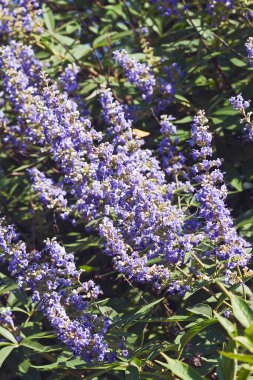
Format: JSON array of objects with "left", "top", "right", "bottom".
[{"left": 1, "top": 0, "right": 253, "bottom": 379}]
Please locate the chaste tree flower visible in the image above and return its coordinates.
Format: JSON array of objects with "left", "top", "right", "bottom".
[
  {"left": 0, "top": 218, "right": 123, "bottom": 362},
  {"left": 0, "top": 0, "right": 43, "bottom": 41},
  {"left": 114, "top": 49, "right": 156, "bottom": 100},
  {"left": 114, "top": 49, "right": 177, "bottom": 105},
  {"left": 190, "top": 110, "right": 250, "bottom": 274},
  {"left": 0, "top": 40, "right": 251, "bottom": 301},
  {"left": 245, "top": 37, "right": 253, "bottom": 66}
]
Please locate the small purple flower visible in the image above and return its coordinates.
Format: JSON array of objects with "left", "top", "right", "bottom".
[
  {"left": 230, "top": 94, "right": 251, "bottom": 111},
  {"left": 59, "top": 63, "right": 79, "bottom": 93},
  {"left": 245, "top": 37, "right": 253, "bottom": 66},
  {"left": 113, "top": 49, "right": 156, "bottom": 99}
]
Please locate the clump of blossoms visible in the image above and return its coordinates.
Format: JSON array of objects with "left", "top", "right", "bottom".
[
  {"left": 0, "top": 41, "right": 44, "bottom": 149},
  {"left": 0, "top": 41, "right": 251, "bottom": 296},
  {"left": 114, "top": 49, "right": 156, "bottom": 100},
  {"left": 0, "top": 219, "right": 122, "bottom": 362},
  {"left": 59, "top": 63, "right": 80, "bottom": 93},
  {"left": 151, "top": 0, "right": 180, "bottom": 16},
  {"left": 59, "top": 63, "right": 88, "bottom": 116},
  {"left": 98, "top": 86, "right": 198, "bottom": 294},
  {"left": 0, "top": 307, "right": 21, "bottom": 342},
  {"left": 0, "top": 43, "right": 196, "bottom": 294},
  {"left": 0, "top": 0, "right": 43, "bottom": 41},
  {"left": 159, "top": 114, "right": 192, "bottom": 193},
  {"left": 28, "top": 168, "right": 70, "bottom": 220},
  {"left": 230, "top": 94, "right": 253, "bottom": 141},
  {"left": 245, "top": 37, "right": 253, "bottom": 66},
  {"left": 230, "top": 94, "right": 251, "bottom": 111},
  {"left": 114, "top": 49, "right": 177, "bottom": 106},
  {"left": 190, "top": 110, "right": 250, "bottom": 274},
  {"left": 228, "top": 39, "right": 253, "bottom": 140},
  {"left": 207, "top": 0, "right": 234, "bottom": 16},
  {"left": 0, "top": 307, "right": 15, "bottom": 328}
]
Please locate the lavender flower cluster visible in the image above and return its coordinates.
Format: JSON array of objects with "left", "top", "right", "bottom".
[
  {"left": 0, "top": 0, "right": 42, "bottom": 40},
  {"left": 190, "top": 111, "right": 250, "bottom": 272},
  {"left": 207, "top": 0, "right": 234, "bottom": 14},
  {"left": 59, "top": 63, "right": 80, "bottom": 93},
  {"left": 151, "top": 0, "right": 180, "bottom": 16},
  {"left": 245, "top": 37, "right": 253, "bottom": 67},
  {"left": 0, "top": 219, "right": 121, "bottom": 362},
  {"left": 151, "top": 0, "right": 234, "bottom": 18},
  {"left": 59, "top": 63, "right": 88, "bottom": 116},
  {"left": 114, "top": 49, "right": 177, "bottom": 105},
  {"left": 114, "top": 49, "right": 156, "bottom": 100},
  {"left": 0, "top": 40, "right": 250, "bottom": 295},
  {"left": 229, "top": 39, "right": 253, "bottom": 140}
]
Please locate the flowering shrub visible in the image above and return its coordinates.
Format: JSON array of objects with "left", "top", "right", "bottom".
[{"left": 1, "top": 0, "right": 253, "bottom": 379}]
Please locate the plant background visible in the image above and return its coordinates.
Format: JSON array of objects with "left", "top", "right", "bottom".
[{"left": 1, "top": 1, "right": 253, "bottom": 379}]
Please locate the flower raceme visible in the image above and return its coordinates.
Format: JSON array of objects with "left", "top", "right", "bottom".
[
  {"left": 113, "top": 49, "right": 156, "bottom": 100},
  {"left": 229, "top": 39, "right": 253, "bottom": 140},
  {"left": 0, "top": 219, "right": 121, "bottom": 362},
  {"left": 190, "top": 111, "right": 250, "bottom": 273},
  {"left": 0, "top": 0, "right": 43, "bottom": 40},
  {"left": 113, "top": 49, "right": 176, "bottom": 104}
]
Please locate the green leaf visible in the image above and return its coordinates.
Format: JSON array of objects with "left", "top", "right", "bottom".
[
  {"left": 125, "top": 365, "right": 140, "bottom": 380},
  {"left": 0, "top": 326, "right": 17, "bottom": 344},
  {"left": 0, "top": 345, "right": 16, "bottom": 368},
  {"left": 70, "top": 44, "right": 92, "bottom": 61},
  {"left": 220, "top": 352, "right": 253, "bottom": 365},
  {"left": 245, "top": 324, "right": 253, "bottom": 341},
  {"left": 186, "top": 303, "right": 212, "bottom": 318},
  {"left": 178, "top": 319, "right": 217, "bottom": 357},
  {"left": 42, "top": 4, "right": 55, "bottom": 32},
  {"left": 20, "top": 340, "right": 48, "bottom": 353},
  {"left": 104, "top": 4, "right": 125, "bottom": 18},
  {"left": 234, "top": 336, "right": 253, "bottom": 353},
  {"left": 231, "top": 295, "right": 253, "bottom": 328},
  {"left": 214, "top": 312, "right": 237, "bottom": 337},
  {"left": 133, "top": 316, "right": 197, "bottom": 323},
  {"left": 53, "top": 33, "right": 75, "bottom": 47},
  {"left": 230, "top": 177, "right": 243, "bottom": 192},
  {"left": 93, "top": 33, "right": 116, "bottom": 48},
  {"left": 236, "top": 210, "right": 253, "bottom": 227},
  {"left": 120, "top": 298, "right": 164, "bottom": 328},
  {"left": 156, "top": 357, "right": 205, "bottom": 380},
  {"left": 230, "top": 57, "right": 246, "bottom": 67},
  {"left": 174, "top": 94, "right": 191, "bottom": 107},
  {"left": 236, "top": 367, "right": 251, "bottom": 380},
  {"left": 217, "top": 339, "right": 236, "bottom": 380}
]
